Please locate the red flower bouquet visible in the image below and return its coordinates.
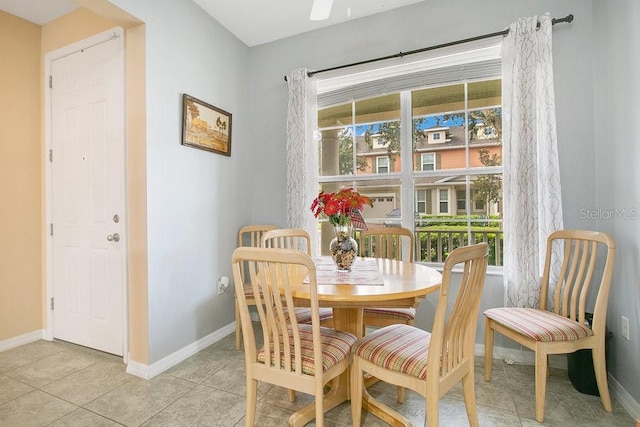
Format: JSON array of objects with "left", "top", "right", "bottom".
[{"left": 310, "top": 188, "right": 373, "bottom": 226}]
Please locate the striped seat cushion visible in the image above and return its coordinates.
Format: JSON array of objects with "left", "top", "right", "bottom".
[
  {"left": 485, "top": 307, "right": 593, "bottom": 343},
  {"left": 242, "top": 283, "right": 261, "bottom": 299},
  {"left": 257, "top": 324, "right": 356, "bottom": 375},
  {"left": 242, "top": 283, "right": 332, "bottom": 324},
  {"left": 363, "top": 307, "right": 416, "bottom": 322},
  {"left": 284, "top": 308, "right": 334, "bottom": 324},
  {"left": 353, "top": 324, "right": 430, "bottom": 379}
]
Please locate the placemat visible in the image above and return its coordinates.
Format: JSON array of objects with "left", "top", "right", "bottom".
[{"left": 304, "top": 257, "right": 384, "bottom": 286}]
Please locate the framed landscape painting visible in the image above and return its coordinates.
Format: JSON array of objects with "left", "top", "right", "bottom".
[{"left": 182, "top": 94, "right": 232, "bottom": 156}]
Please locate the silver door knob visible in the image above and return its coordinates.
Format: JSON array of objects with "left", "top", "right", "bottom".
[{"left": 107, "top": 233, "right": 120, "bottom": 242}]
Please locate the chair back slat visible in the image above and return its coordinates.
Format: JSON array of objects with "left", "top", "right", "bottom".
[
  {"left": 232, "top": 247, "right": 322, "bottom": 377},
  {"left": 238, "top": 224, "right": 279, "bottom": 247},
  {"left": 262, "top": 228, "right": 312, "bottom": 255},
  {"left": 542, "top": 230, "right": 615, "bottom": 329},
  {"left": 360, "top": 227, "right": 414, "bottom": 262},
  {"left": 427, "top": 243, "right": 488, "bottom": 380},
  {"left": 237, "top": 225, "right": 279, "bottom": 284}
]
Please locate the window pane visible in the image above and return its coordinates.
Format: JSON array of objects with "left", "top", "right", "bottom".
[
  {"left": 355, "top": 94, "right": 400, "bottom": 124},
  {"left": 468, "top": 79, "right": 501, "bottom": 110},
  {"left": 318, "top": 103, "right": 353, "bottom": 128},
  {"left": 319, "top": 126, "right": 362, "bottom": 176},
  {"left": 412, "top": 85, "right": 464, "bottom": 172},
  {"left": 412, "top": 84, "right": 465, "bottom": 116},
  {"left": 468, "top": 108, "right": 502, "bottom": 170},
  {"left": 355, "top": 94, "right": 402, "bottom": 174},
  {"left": 413, "top": 112, "right": 465, "bottom": 172},
  {"left": 355, "top": 178, "right": 402, "bottom": 227},
  {"left": 470, "top": 173, "right": 502, "bottom": 218}
]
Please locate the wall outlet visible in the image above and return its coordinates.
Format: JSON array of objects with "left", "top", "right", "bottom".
[
  {"left": 217, "top": 276, "right": 229, "bottom": 295},
  {"left": 621, "top": 315, "right": 630, "bottom": 340}
]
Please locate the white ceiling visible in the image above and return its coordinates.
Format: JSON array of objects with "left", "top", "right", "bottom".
[
  {"left": 0, "top": 0, "right": 78, "bottom": 25},
  {"left": 0, "top": 0, "right": 424, "bottom": 47},
  {"left": 190, "top": 0, "right": 424, "bottom": 46}
]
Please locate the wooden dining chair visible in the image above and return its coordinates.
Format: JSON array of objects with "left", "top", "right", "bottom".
[
  {"left": 484, "top": 230, "right": 616, "bottom": 422},
  {"left": 359, "top": 227, "right": 417, "bottom": 328},
  {"left": 351, "top": 243, "right": 489, "bottom": 426},
  {"left": 359, "top": 226, "right": 417, "bottom": 402},
  {"left": 261, "top": 228, "right": 333, "bottom": 326},
  {"left": 235, "top": 224, "right": 280, "bottom": 350},
  {"left": 262, "top": 228, "right": 334, "bottom": 403},
  {"left": 232, "top": 247, "right": 357, "bottom": 427}
]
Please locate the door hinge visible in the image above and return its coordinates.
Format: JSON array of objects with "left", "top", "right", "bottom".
[
  {"left": 50, "top": 223, "right": 53, "bottom": 236},
  {"left": 49, "top": 149, "right": 53, "bottom": 162},
  {"left": 50, "top": 297, "right": 54, "bottom": 310},
  {"left": 49, "top": 75, "right": 53, "bottom": 89}
]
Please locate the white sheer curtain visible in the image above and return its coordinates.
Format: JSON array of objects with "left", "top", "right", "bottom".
[
  {"left": 502, "top": 13, "right": 564, "bottom": 308},
  {"left": 286, "top": 68, "right": 319, "bottom": 257}
]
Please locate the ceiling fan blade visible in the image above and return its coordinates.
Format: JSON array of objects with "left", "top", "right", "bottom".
[{"left": 309, "top": 0, "right": 333, "bottom": 21}]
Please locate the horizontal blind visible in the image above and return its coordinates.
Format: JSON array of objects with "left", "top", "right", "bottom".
[{"left": 317, "top": 58, "right": 501, "bottom": 108}]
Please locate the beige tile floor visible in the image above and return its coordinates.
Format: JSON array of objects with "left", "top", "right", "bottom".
[{"left": 0, "top": 328, "right": 635, "bottom": 426}]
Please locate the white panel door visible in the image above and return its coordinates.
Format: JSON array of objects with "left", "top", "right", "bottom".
[{"left": 51, "top": 34, "right": 125, "bottom": 356}]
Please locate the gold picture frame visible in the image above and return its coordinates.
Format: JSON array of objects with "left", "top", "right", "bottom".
[{"left": 182, "top": 94, "right": 232, "bottom": 156}]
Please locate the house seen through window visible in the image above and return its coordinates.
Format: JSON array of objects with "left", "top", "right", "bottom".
[{"left": 316, "top": 55, "right": 504, "bottom": 266}]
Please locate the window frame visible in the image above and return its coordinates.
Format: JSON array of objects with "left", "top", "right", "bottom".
[
  {"left": 376, "top": 156, "right": 390, "bottom": 174},
  {"left": 421, "top": 153, "right": 436, "bottom": 171},
  {"left": 315, "top": 42, "right": 504, "bottom": 268}
]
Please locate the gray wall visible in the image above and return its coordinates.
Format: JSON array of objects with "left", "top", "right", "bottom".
[
  {"left": 593, "top": 0, "right": 640, "bottom": 405},
  {"left": 248, "top": 0, "right": 591, "bottom": 330},
  {"left": 248, "top": 0, "right": 639, "bottom": 406},
  {"left": 107, "top": 0, "right": 639, "bottom": 406},
  {"left": 111, "top": 0, "right": 252, "bottom": 363}
]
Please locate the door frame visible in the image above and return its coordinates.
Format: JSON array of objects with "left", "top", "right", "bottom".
[{"left": 44, "top": 27, "right": 128, "bottom": 361}]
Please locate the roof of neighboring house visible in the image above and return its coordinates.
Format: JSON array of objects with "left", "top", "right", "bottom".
[{"left": 355, "top": 125, "right": 500, "bottom": 156}]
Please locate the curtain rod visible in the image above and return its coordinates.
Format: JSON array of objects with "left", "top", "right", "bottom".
[{"left": 284, "top": 13, "right": 573, "bottom": 82}]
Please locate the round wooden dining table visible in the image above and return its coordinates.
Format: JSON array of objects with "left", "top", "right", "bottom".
[{"left": 287, "top": 256, "right": 442, "bottom": 427}]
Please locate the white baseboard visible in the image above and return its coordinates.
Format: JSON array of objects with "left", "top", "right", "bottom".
[
  {"left": 125, "top": 322, "right": 235, "bottom": 379},
  {"left": 0, "top": 330, "right": 46, "bottom": 352},
  {"left": 478, "top": 343, "right": 640, "bottom": 420},
  {"left": 609, "top": 373, "right": 640, "bottom": 421}
]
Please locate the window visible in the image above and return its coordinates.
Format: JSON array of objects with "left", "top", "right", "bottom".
[
  {"left": 415, "top": 190, "right": 427, "bottom": 214},
  {"left": 438, "top": 189, "right": 450, "bottom": 214},
  {"left": 457, "top": 190, "right": 466, "bottom": 211},
  {"left": 315, "top": 44, "right": 503, "bottom": 266},
  {"left": 376, "top": 156, "right": 389, "bottom": 174},
  {"left": 421, "top": 153, "right": 436, "bottom": 171}
]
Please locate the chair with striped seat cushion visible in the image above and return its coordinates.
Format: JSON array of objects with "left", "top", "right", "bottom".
[
  {"left": 358, "top": 227, "right": 417, "bottom": 331},
  {"left": 285, "top": 307, "right": 334, "bottom": 325},
  {"left": 257, "top": 324, "right": 355, "bottom": 375},
  {"left": 361, "top": 307, "right": 415, "bottom": 324},
  {"left": 243, "top": 283, "right": 333, "bottom": 324},
  {"left": 235, "top": 224, "right": 280, "bottom": 350},
  {"left": 484, "top": 230, "right": 616, "bottom": 423},
  {"left": 484, "top": 307, "right": 593, "bottom": 342},
  {"left": 351, "top": 243, "right": 488, "bottom": 427},
  {"left": 232, "top": 247, "right": 356, "bottom": 427},
  {"left": 262, "top": 228, "right": 334, "bottom": 330},
  {"left": 359, "top": 226, "right": 417, "bottom": 402}
]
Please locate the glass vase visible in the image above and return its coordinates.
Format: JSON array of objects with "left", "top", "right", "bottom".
[{"left": 329, "top": 223, "right": 358, "bottom": 271}]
